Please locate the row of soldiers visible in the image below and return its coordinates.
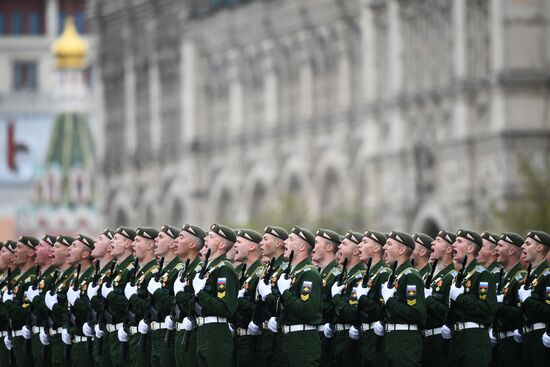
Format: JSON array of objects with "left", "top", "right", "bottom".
[{"left": 0, "top": 224, "right": 549, "bottom": 367}]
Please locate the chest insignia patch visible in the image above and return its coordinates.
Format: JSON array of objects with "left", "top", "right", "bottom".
[
  {"left": 406, "top": 285, "right": 416, "bottom": 306},
  {"left": 479, "top": 282, "right": 488, "bottom": 300},
  {"left": 217, "top": 278, "right": 226, "bottom": 299},
  {"left": 301, "top": 281, "right": 312, "bottom": 302}
]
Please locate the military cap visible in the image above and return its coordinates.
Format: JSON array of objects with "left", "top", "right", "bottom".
[
  {"left": 343, "top": 230, "right": 363, "bottom": 245},
  {"left": 56, "top": 235, "right": 75, "bottom": 247},
  {"left": 499, "top": 232, "right": 524, "bottom": 247},
  {"left": 161, "top": 225, "right": 180, "bottom": 240},
  {"left": 210, "top": 224, "right": 237, "bottom": 243},
  {"left": 102, "top": 228, "right": 115, "bottom": 240},
  {"left": 19, "top": 235, "right": 39, "bottom": 250},
  {"left": 237, "top": 229, "right": 262, "bottom": 244},
  {"left": 290, "top": 225, "right": 315, "bottom": 247},
  {"left": 315, "top": 229, "right": 342, "bottom": 244},
  {"left": 481, "top": 232, "right": 500, "bottom": 245},
  {"left": 116, "top": 226, "right": 136, "bottom": 240},
  {"left": 526, "top": 230, "right": 550, "bottom": 247},
  {"left": 363, "top": 230, "right": 387, "bottom": 246},
  {"left": 4, "top": 240, "right": 17, "bottom": 253},
  {"left": 456, "top": 229, "right": 482, "bottom": 247},
  {"left": 76, "top": 234, "right": 95, "bottom": 250},
  {"left": 136, "top": 227, "right": 159, "bottom": 240},
  {"left": 388, "top": 231, "right": 415, "bottom": 250},
  {"left": 437, "top": 230, "right": 457, "bottom": 245},
  {"left": 264, "top": 225, "right": 288, "bottom": 240},
  {"left": 412, "top": 233, "right": 434, "bottom": 250},
  {"left": 41, "top": 234, "right": 57, "bottom": 246},
  {"left": 182, "top": 224, "right": 206, "bottom": 241}
]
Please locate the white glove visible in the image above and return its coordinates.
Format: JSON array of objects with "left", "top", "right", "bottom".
[
  {"left": 355, "top": 284, "right": 370, "bottom": 299},
  {"left": 117, "top": 328, "right": 129, "bottom": 342},
  {"left": 489, "top": 328, "right": 497, "bottom": 347},
  {"left": 39, "top": 329, "right": 50, "bottom": 345},
  {"left": 267, "top": 317, "right": 278, "bottom": 333},
  {"left": 518, "top": 285, "right": 532, "bottom": 303},
  {"left": 61, "top": 329, "right": 72, "bottom": 345},
  {"left": 277, "top": 275, "right": 291, "bottom": 294},
  {"left": 542, "top": 332, "right": 550, "bottom": 348},
  {"left": 331, "top": 282, "right": 345, "bottom": 297},
  {"left": 323, "top": 323, "right": 334, "bottom": 338},
  {"left": 373, "top": 321, "right": 384, "bottom": 336},
  {"left": 147, "top": 278, "right": 162, "bottom": 295},
  {"left": 450, "top": 283, "right": 464, "bottom": 301},
  {"left": 349, "top": 325, "right": 360, "bottom": 340},
  {"left": 496, "top": 294, "right": 504, "bottom": 303},
  {"left": 173, "top": 278, "right": 186, "bottom": 295},
  {"left": 513, "top": 329, "right": 523, "bottom": 343},
  {"left": 22, "top": 325, "right": 32, "bottom": 339},
  {"left": 25, "top": 286, "right": 39, "bottom": 302},
  {"left": 238, "top": 288, "right": 246, "bottom": 298},
  {"left": 257, "top": 280, "right": 272, "bottom": 301},
  {"left": 101, "top": 284, "right": 113, "bottom": 298},
  {"left": 441, "top": 325, "right": 453, "bottom": 339},
  {"left": 94, "top": 324, "right": 105, "bottom": 338},
  {"left": 124, "top": 283, "right": 138, "bottom": 300},
  {"left": 67, "top": 287, "right": 80, "bottom": 306},
  {"left": 192, "top": 274, "right": 207, "bottom": 295},
  {"left": 381, "top": 282, "right": 396, "bottom": 303},
  {"left": 138, "top": 320, "right": 149, "bottom": 334},
  {"left": 181, "top": 317, "right": 194, "bottom": 331},
  {"left": 2, "top": 290, "right": 14, "bottom": 302},
  {"left": 247, "top": 321, "right": 262, "bottom": 336},
  {"left": 45, "top": 291, "right": 58, "bottom": 310},
  {"left": 424, "top": 288, "right": 433, "bottom": 298},
  {"left": 164, "top": 315, "right": 175, "bottom": 330},
  {"left": 4, "top": 336, "right": 12, "bottom": 350},
  {"left": 87, "top": 283, "right": 99, "bottom": 298},
  {"left": 228, "top": 323, "right": 235, "bottom": 336},
  {"left": 82, "top": 322, "right": 94, "bottom": 337}
]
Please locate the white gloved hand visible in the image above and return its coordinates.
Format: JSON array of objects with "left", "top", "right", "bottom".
[
  {"left": 138, "top": 320, "right": 149, "bottom": 334},
  {"left": 39, "top": 329, "right": 50, "bottom": 345},
  {"left": 25, "top": 286, "right": 40, "bottom": 302},
  {"left": 238, "top": 288, "right": 246, "bottom": 298},
  {"left": 4, "top": 336, "right": 13, "bottom": 350},
  {"left": 192, "top": 274, "right": 207, "bottom": 295},
  {"left": 94, "top": 324, "right": 105, "bottom": 338},
  {"left": 355, "top": 284, "right": 370, "bottom": 299},
  {"left": 381, "top": 282, "right": 396, "bottom": 303},
  {"left": 147, "top": 278, "right": 162, "bottom": 295},
  {"left": 441, "top": 325, "right": 453, "bottom": 340},
  {"left": 164, "top": 315, "right": 175, "bottom": 330},
  {"left": 228, "top": 324, "right": 235, "bottom": 336},
  {"left": 82, "top": 322, "right": 94, "bottom": 337},
  {"left": 277, "top": 275, "right": 291, "bottom": 294},
  {"left": 450, "top": 283, "right": 464, "bottom": 301},
  {"left": 257, "top": 280, "right": 272, "bottom": 301},
  {"left": 489, "top": 327, "right": 497, "bottom": 347},
  {"left": 45, "top": 291, "right": 58, "bottom": 310},
  {"left": 496, "top": 294, "right": 504, "bottom": 303},
  {"left": 61, "top": 329, "right": 72, "bottom": 345},
  {"left": 424, "top": 288, "right": 433, "bottom": 298},
  {"left": 101, "top": 284, "right": 113, "bottom": 298},
  {"left": 373, "top": 321, "right": 384, "bottom": 337},
  {"left": 331, "top": 282, "right": 345, "bottom": 297},
  {"left": 518, "top": 285, "right": 532, "bottom": 303},
  {"left": 22, "top": 325, "right": 32, "bottom": 340},
  {"left": 173, "top": 278, "right": 186, "bottom": 295},
  {"left": 181, "top": 317, "right": 194, "bottom": 331},
  {"left": 323, "top": 323, "right": 334, "bottom": 338},
  {"left": 67, "top": 287, "right": 80, "bottom": 306},
  {"left": 267, "top": 317, "right": 278, "bottom": 333},
  {"left": 87, "top": 283, "right": 99, "bottom": 299},
  {"left": 542, "top": 332, "right": 550, "bottom": 348},
  {"left": 513, "top": 329, "right": 523, "bottom": 343},
  {"left": 117, "top": 328, "right": 129, "bottom": 342},
  {"left": 3, "top": 290, "right": 14, "bottom": 302},
  {"left": 349, "top": 325, "right": 360, "bottom": 340},
  {"left": 247, "top": 321, "right": 262, "bottom": 336},
  {"left": 124, "top": 283, "right": 138, "bottom": 300}
]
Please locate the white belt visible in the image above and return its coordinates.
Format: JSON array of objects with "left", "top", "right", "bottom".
[
  {"left": 73, "top": 336, "right": 87, "bottom": 343},
  {"left": 422, "top": 327, "right": 443, "bottom": 337},
  {"left": 150, "top": 322, "right": 170, "bottom": 331},
  {"left": 12, "top": 330, "right": 24, "bottom": 337},
  {"left": 0, "top": 331, "right": 7, "bottom": 337},
  {"left": 106, "top": 323, "right": 124, "bottom": 333},
  {"left": 454, "top": 322, "right": 484, "bottom": 332},
  {"left": 361, "top": 322, "right": 378, "bottom": 332},
  {"left": 237, "top": 328, "right": 251, "bottom": 336},
  {"left": 385, "top": 324, "right": 419, "bottom": 332},
  {"left": 496, "top": 330, "right": 515, "bottom": 339},
  {"left": 316, "top": 325, "right": 324, "bottom": 332},
  {"left": 334, "top": 324, "right": 353, "bottom": 332},
  {"left": 176, "top": 323, "right": 194, "bottom": 331},
  {"left": 32, "top": 326, "right": 44, "bottom": 334},
  {"left": 523, "top": 322, "right": 545, "bottom": 334},
  {"left": 282, "top": 324, "right": 317, "bottom": 334},
  {"left": 49, "top": 327, "right": 64, "bottom": 336},
  {"left": 196, "top": 316, "right": 227, "bottom": 326}
]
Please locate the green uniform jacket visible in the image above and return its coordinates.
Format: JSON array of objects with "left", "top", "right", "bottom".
[
  {"left": 29, "top": 266, "right": 57, "bottom": 330},
  {"left": 0, "top": 269, "right": 20, "bottom": 331},
  {"left": 419, "top": 263, "right": 432, "bottom": 283},
  {"left": 357, "top": 260, "right": 390, "bottom": 323},
  {"left": 51, "top": 267, "right": 77, "bottom": 328},
  {"left": 494, "top": 262, "right": 525, "bottom": 332},
  {"left": 174, "top": 257, "right": 203, "bottom": 321},
  {"left": 4, "top": 266, "right": 38, "bottom": 329},
  {"left": 522, "top": 261, "right": 550, "bottom": 325},
  {"left": 88, "top": 259, "right": 117, "bottom": 324},
  {"left": 425, "top": 264, "right": 456, "bottom": 328},
  {"left": 69, "top": 264, "right": 96, "bottom": 335},
  {"left": 264, "top": 256, "right": 288, "bottom": 316},
  {"left": 280, "top": 258, "right": 322, "bottom": 325},
  {"left": 320, "top": 261, "right": 342, "bottom": 323},
  {"left": 151, "top": 257, "right": 183, "bottom": 321},
  {"left": 128, "top": 258, "right": 160, "bottom": 324},
  {"left": 105, "top": 256, "right": 136, "bottom": 323},
  {"left": 196, "top": 255, "right": 238, "bottom": 318},
  {"left": 236, "top": 260, "right": 264, "bottom": 327},
  {"left": 385, "top": 261, "right": 426, "bottom": 325},
  {"left": 332, "top": 263, "right": 366, "bottom": 323}
]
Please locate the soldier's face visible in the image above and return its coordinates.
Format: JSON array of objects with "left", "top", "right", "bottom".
[
  {"left": 383, "top": 239, "right": 400, "bottom": 263},
  {"left": 110, "top": 234, "right": 129, "bottom": 258},
  {"left": 67, "top": 241, "right": 85, "bottom": 265},
  {"left": 203, "top": 231, "right": 223, "bottom": 256},
  {"left": 14, "top": 242, "right": 31, "bottom": 265},
  {"left": 92, "top": 235, "right": 110, "bottom": 259},
  {"left": 313, "top": 237, "right": 328, "bottom": 263},
  {"left": 338, "top": 239, "right": 356, "bottom": 264},
  {"left": 283, "top": 234, "right": 300, "bottom": 259},
  {"left": 477, "top": 239, "right": 496, "bottom": 265},
  {"left": 521, "top": 238, "right": 540, "bottom": 263},
  {"left": 51, "top": 242, "right": 68, "bottom": 266},
  {"left": 132, "top": 236, "right": 149, "bottom": 260},
  {"left": 452, "top": 237, "right": 469, "bottom": 262},
  {"left": 35, "top": 241, "right": 52, "bottom": 266},
  {"left": 234, "top": 237, "right": 252, "bottom": 262},
  {"left": 430, "top": 237, "right": 446, "bottom": 261},
  {"left": 495, "top": 240, "right": 512, "bottom": 265},
  {"left": 0, "top": 248, "right": 11, "bottom": 269},
  {"left": 359, "top": 237, "right": 377, "bottom": 262},
  {"left": 260, "top": 234, "right": 279, "bottom": 258},
  {"left": 155, "top": 232, "right": 173, "bottom": 257},
  {"left": 174, "top": 232, "right": 194, "bottom": 257}
]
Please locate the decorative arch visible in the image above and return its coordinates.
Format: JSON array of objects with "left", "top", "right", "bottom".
[{"left": 410, "top": 202, "right": 449, "bottom": 237}]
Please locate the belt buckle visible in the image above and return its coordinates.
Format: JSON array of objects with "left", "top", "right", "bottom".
[{"left": 282, "top": 325, "right": 289, "bottom": 334}]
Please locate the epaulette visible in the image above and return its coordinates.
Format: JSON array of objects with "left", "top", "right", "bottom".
[
  {"left": 255, "top": 266, "right": 265, "bottom": 276},
  {"left": 354, "top": 272, "right": 364, "bottom": 280},
  {"left": 449, "top": 270, "right": 458, "bottom": 277},
  {"left": 174, "top": 263, "right": 185, "bottom": 271},
  {"left": 379, "top": 267, "right": 388, "bottom": 273},
  {"left": 280, "top": 263, "right": 289, "bottom": 271},
  {"left": 543, "top": 270, "right": 550, "bottom": 276},
  {"left": 475, "top": 266, "right": 485, "bottom": 273},
  {"left": 195, "top": 265, "right": 203, "bottom": 273},
  {"left": 402, "top": 268, "right": 412, "bottom": 275},
  {"left": 515, "top": 272, "right": 525, "bottom": 282},
  {"left": 330, "top": 268, "right": 342, "bottom": 276}
]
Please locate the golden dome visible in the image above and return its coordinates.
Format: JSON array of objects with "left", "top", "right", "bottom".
[{"left": 52, "top": 16, "right": 87, "bottom": 69}]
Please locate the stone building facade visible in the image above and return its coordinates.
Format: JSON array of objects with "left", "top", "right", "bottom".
[{"left": 90, "top": 0, "right": 550, "bottom": 235}]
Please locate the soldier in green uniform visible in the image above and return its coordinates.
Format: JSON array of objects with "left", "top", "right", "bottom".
[
  {"left": 488, "top": 233, "right": 526, "bottom": 367},
  {"left": 445, "top": 229, "right": 497, "bottom": 367},
  {"left": 0, "top": 240, "right": 20, "bottom": 366},
  {"left": 312, "top": 228, "right": 342, "bottom": 367},
  {"left": 421, "top": 230, "right": 457, "bottom": 367},
  {"left": 353, "top": 230, "right": 389, "bottom": 367},
  {"left": 43, "top": 235, "right": 77, "bottom": 367},
  {"left": 517, "top": 230, "right": 550, "bottom": 367},
  {"left": 411, "top": 233, "right": 433, "bottom": 282},
  {"left": 171, "top": 224, "right": 206, "bottom": 367},
  {"left": 479, "top": 232, "right": 502, "bottom": 279}
]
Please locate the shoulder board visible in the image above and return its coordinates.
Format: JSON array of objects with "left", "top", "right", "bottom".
[
  {"left": 195, "top": 265, "right": 203, "bottom": 273},
  {"left": 303, "top": 267, "right": 311, "bottom": 272},
  {"left": 515, "top": 273, "right": 524, "bottom": 281},
  {"left": 280, "top": 263, "right": 289, "bottom": 270},
  {"left": 543, "top": 270, "right": 549, "bottom": 276},
  {"left": 379, "top": 267, "right": 388, "bottom": 273},
  {"left": 254, "top": 267, "right": 265, "bottom": 276},
  {"left": 475, "top": 266, "right": 485, "bottom": 273},
  {"left": 174, "top": 263, "right": 185, "bottom": 271},
  {"left": 449, "top": 270, "right": 458, "bottom": 277},
  {"left": 402, "top": 268, "right": 412, "bottom": 275},
  {"left": 330, "top": 268, "right": 342, "bottom": 276},
  {"left": 354, "top": 272, "right": 363, "bottom": 280}
]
